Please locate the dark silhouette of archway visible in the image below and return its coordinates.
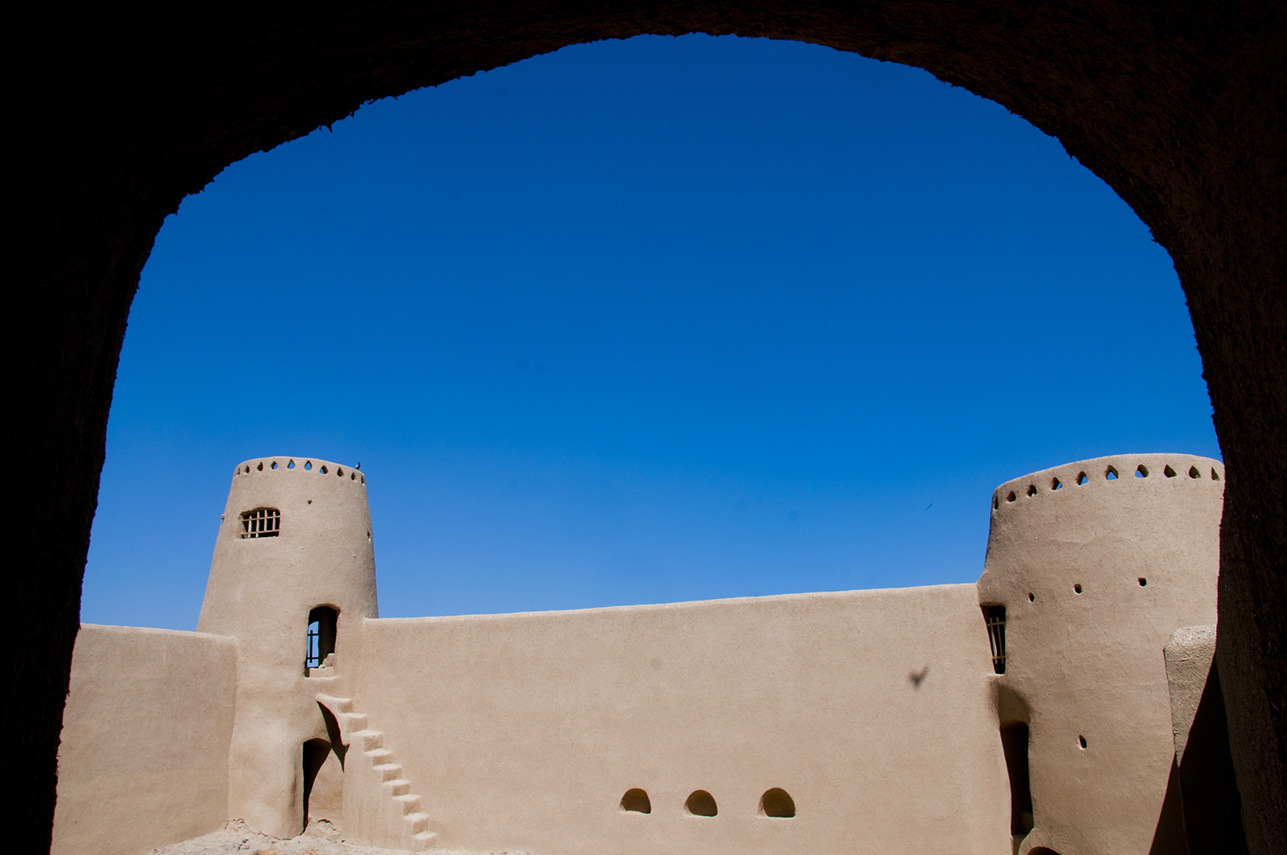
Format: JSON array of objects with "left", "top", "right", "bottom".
[{"left": 17, "top": 3, "right": 1284, "bottom": 853}]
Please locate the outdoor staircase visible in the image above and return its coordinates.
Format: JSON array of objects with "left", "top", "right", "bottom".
[{"left": 316, "top": 693, "right": 437, "bottom": 851}]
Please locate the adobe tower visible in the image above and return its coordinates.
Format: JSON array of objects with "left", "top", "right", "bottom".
[
  {"left": 977, "top": 453, "right": 1224, "bottom": 855},
  {"left": 197, "top": 457, "right": 378, "bottom": 837}
]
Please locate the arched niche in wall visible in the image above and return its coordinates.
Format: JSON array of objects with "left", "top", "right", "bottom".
[
  {"left": 620, "top": 788, "right": 652, "bottom": 814},
  {"left": 685, "top": 790, "right": 718, "bottom": 817},
  {"left": 759, "top": 787, "right": 796, "bottom": 818}
]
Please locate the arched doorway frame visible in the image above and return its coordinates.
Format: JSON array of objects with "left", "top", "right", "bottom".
[{"left": 19, "top": 4, "right": 1284, "bottom": 852}]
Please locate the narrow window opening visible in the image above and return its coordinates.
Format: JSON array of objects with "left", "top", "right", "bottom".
[
  {"left": 1136, "top": 464, "right": 1148, "bottom": 478},
  {"left": 1077, "top": 472, "right": 1088, "bottom": 485},
  {"left": 1028, "top": 592, "right": 1035, "bottom": 602},
  {"left": 288, "top": 459, "right": 296, "bottom": 469},
  {"left": 685, "top": 790, "right": 718, "bottom": 817},
  {"left": 620, "top": 788, "right": 651, "bottom": 813},
  {"left": 1006, "top": 491, "right": 1017, "bottom": 503},
  {"left": 1001, "top": 721, "right": 1034, "bottom": 841},
  {"left": 1138, "top": 577, "right": 1148, "bottom": 587},
  {"left": 982, "top": 605, "right": 1007, "bottom": 674},
  {"left": 271, "top": 461, "right": 279, "bottom": 469},
  {"left": 239, "top": 507, "right": 280, "bottom": 538},
  {"left": 304, "top": 460, "right": 313, "bottom": 470},
  {"left": 1051, "top": 477, "right": 1062, "bottom": 490},
  {"left": 1078, "top": 735, "right": 1088, "bottom": 749},
  {"left": 1074, "top": 583, "right": 1083, "bottom": 594},
  {"left": 306, "top": 606, "right": 339, "bottom": 672},
  {"left": 1106, "top": 466, "right": 1119, "bottom": 480},
  {"left": 1026, "top": 484, "right": 1037, "bottom": 497},
  {"left": 1163, "top": 465, "right": 1177, "bottom": 477},
  {"left": 759, "top": 788, "right": 796, "bottom": 818},
  {"left": 1211, "top": 468, "right": 1221, "bottom": 480},
  {"left": 257, "top": 461, "right": 263, "bottom": 471},
  {"left": 1189, "top": 466, "right": 1201, "bottom": 478}
]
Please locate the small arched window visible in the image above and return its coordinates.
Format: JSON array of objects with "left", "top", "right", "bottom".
[
  {"left": 240, "top": 507, "right": 280, "bottom": 538},
  {"left": 306, "top": 606, "right": 339, "bottom": 672}
]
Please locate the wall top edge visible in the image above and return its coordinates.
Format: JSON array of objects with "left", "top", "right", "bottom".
[
  {"left": 76, "top": 624, "right": 238, "bottom": 644},
  {"left": 231, "top": 456, "right": 366, "bottom": 487},
  {"left": 371, "top": 582, "right": 979, "bottom": 626},
  {"left": 990, "top": 452, "right": 1223, "bottom": 512}
]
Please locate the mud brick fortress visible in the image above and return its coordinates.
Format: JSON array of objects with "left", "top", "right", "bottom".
[{"left": 52, "top": 452, "right": 1233, "bottom": 855}]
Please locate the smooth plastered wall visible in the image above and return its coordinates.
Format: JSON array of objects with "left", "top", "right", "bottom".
[
  {"left": 52, "top": 625, "right": 238, "bottom": 855},
  {"left": 351, "top": 585, "right": 1012, "bottom": 855}
]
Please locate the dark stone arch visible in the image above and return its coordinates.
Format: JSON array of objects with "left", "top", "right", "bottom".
[{"left": 17, "top": 3, "right": 1284, "bottom": 852}]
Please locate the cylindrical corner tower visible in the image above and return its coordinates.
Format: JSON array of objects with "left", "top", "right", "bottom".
[
  {"left": 198, "top": 456, "right": 378, "bottom": 837},
  {"left": 977, "top": 453, "right": 1224, "bottom": 855}
]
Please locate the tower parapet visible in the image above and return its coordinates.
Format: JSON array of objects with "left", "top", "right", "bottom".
[{"left": 977, "top": 453, "right": 1223, "bottom": 855}]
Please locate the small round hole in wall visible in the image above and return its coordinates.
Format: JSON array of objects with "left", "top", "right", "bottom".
[
  {"left": 1138, "top": 577, "right": 1147, "bottom": 586},
  {"left": 1074, "top": 584, "right": 1083, "bottom": 594},
  {"left": 271, "top": 461, "right": 278, "bottom": 470},
  {"left": 685, "top": 790, "right": 718, "bottom": 817},
  {"left": 1006, "top": 491, "right": 1017, "bottom": 503},
  {"left": 257, "top": 462, "right": 263, "bottom": 471},
  {"left": 1163, "top": 465, "right": 1176, "bottom": 477},
  {"left": 1027, "top": 484, "right": 1037, "bottom": 497}
]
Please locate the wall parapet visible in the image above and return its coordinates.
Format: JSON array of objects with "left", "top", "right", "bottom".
[
  {"left": 232, "top": 456, "right": 366, "bottom": 487},
  {"left": 990, "top": 453, "right": 1223, "bottom": 514}
]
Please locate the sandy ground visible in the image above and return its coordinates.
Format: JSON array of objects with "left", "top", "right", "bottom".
[{"left": 146, "top": 820, "right": 529, "bottom": 855}]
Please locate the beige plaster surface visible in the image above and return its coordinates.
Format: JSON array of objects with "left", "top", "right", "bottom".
[
  {"left": 52, "top": 625, "right": 238, "bottom": 855},
  {"left": 349, "top": 585, "right": 1011, "bottom": 855},
  {"left": 1165, "top": 625, "right": 1218, "bottom": 763}
]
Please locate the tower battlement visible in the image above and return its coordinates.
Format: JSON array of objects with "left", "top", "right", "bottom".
[
  {"left": 232, "top": 456, "right": 367, "bottom": 487},
  {"left": 989, "top": 452, "right": 1223, "bottom": 513}
]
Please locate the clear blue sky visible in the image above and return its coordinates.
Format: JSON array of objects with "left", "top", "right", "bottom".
[{"left": 82, "top": 34, "right": 1219, "bottom": 631}]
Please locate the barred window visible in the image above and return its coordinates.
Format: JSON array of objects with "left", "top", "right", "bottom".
[
  {"left": 240, "top": 507, "right": 280, "bottom": 538},
  {"left": 982, "top": 604, "right": 1006, "bottom": 674}
]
